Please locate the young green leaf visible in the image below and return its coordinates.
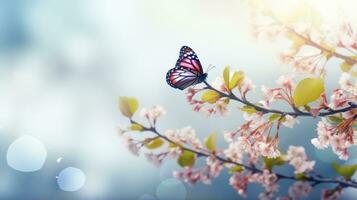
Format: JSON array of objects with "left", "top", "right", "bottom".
[
  {"left": 229, "top": 165, "right": 243, "bottom": 173},
  {"left": 201, "top": 90, "right": 221, "bottom": 104},
  {"left": 229, "top": 71, "right": 244, "bottom": 90},
  {"left": 177, "top": 150, "right": 195, "bottom": 167},
  {"left": 205, "top": 132, "right": 218, "bottom": 151},
  {"left": 145, "top": 138, "right": 164, "bottom": 149},
  {"left": 263, "top": 156, "right": 287, "bottom": 171},
  {"left": 328, "top": 115, "right": 343, "bottom": 124},
  {"left": 331, "top": 162, "right": 357, "bottom": 180},
  {"left": 293, "top": 78, "right": 325, "bottom": 107},
  {"left": 240, "top": 105, "right": 257, "bottom": 114},
  {"left": 269, "top": 114, "right": 281, "bottom": 122},
  {"left": 118, "top": 96, "right": 139, "bottom": 118},
  {"left": 295, "top": 173, "right": 309, "bottom": 180},
  {"left": 340, "top": 61, "right": 354, "bottom": 72},
  {"left": 223, "top": 66, "right": 230, "bottom": 89},
  {"left": 130, "top": 123, "right": 143, "bottom": 131}
]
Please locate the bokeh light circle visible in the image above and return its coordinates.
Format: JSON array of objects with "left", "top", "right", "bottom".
[
  {"left": 6, "top": 135, "right": 47, "bottom": 172},
  {"left": 156, "top": 178, "right": 186, "bottom": 200},
  {"left": 57, "top": 167, "right": 86, "bottom": 192}
]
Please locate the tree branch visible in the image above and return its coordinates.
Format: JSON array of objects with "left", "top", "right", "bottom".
[
  {"left": 202, "top": 80, "right": 357, "bottom": 117},
  {"left": 136, "top": 121, "right": 357, "bottom": 189}
]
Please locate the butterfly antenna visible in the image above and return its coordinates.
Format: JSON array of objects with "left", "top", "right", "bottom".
[{"left": 206, "top": 64, "right": 216, "bottom": 72}]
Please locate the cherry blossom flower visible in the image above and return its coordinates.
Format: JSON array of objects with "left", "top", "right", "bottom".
[
  {"left": 140, "top": 105, "right": 166, "bottom": 124},
  {"left": 311, "top": 117, "right": 355, "bottom": 160},
  {"left": 329, "top": 89, "right": 350, "bottom": 109},
  {"left": 276, "top": 74, "right": 295, "bottom": 91},
  {"left": 282, "top": 115, "right": 299, "bottom": 128},
  {"left": 224, "top": 141, "right": 244, "bottom": 163},
  {"left": 144, "top": 152, "right": 162, "bottom": 167},
  {"left": 229, "top": 172, "right": 249, "bottom": 197},
  {"left": 286, "top": 146, "right": 315, "bottom": 173},
  {"left": 239, "top": 77, "right": 256, "bottom": 97},
  {"left": 206, "top": 156, "right": 224, "bottom": 178},
  {"left": 288, "top": 181, "right": 312, "bottom": 199},
  {"left": 339, "top": 73, "right": 357, "bottom": 96},
  {"left": 165, "top": 126, "right": 203, "bottom": 149},
  {"left": 249, "top": 170, "right": 279, "bottom": 200},
  {"left": 123, "top": 136, "right": 139, "bottom": 156}
]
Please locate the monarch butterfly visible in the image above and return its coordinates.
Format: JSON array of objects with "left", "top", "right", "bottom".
[{"left": 166, "top": 46, "right": 208, "bottom": 90}]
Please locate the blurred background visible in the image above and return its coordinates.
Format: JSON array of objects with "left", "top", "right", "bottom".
[{"left": 0, "top": 0, "right": 356, "bottom": 199}]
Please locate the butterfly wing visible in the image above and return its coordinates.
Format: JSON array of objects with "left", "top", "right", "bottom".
[
  {"left": 175, "top": 46, "right": 204, "bottom": 74},
  {"left": 166, "top": 67, "right": 200, "bottom": 90}
]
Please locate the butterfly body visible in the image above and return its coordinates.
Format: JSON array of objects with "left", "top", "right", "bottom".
[{"left": 166, "top": 46, "right": 207, "bottom": 90}]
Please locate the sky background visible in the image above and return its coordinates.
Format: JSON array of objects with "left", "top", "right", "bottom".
[{"left": 0, "top": 0, "right": 356, "bottom": 199}]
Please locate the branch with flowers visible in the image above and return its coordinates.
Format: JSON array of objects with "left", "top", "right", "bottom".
[
  {"left": 118, "top": 91, "right": 356, "bottom": 199},
  {"left": 118, "top": 3, "right": 357, "bottom": 199}
]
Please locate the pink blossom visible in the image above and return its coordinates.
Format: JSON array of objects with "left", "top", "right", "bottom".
[
  {"left": 329, "top": 89, "right": 349, "bottom": 109},
  {"left": 249, "top": 170, "right": 279, "bottom": 200},
  {"left": 288, "top": 181, "right": 312, "bottom": 199},
  {"left": 224, "top": 141, "right": 244, "bottom": 163},
  {"left": 339, "top": 73, "right": 357, "bottom": 96},
  {"left": 140, "top": 105, "right": 166, "bottom": 122},
  {"left": 165, "top": 127, "right": 203, "bottom": 149},
  {"left": 311, "top": 117, "right": 355, "bottom": 160},
  {"left": 282, "top": 115, "right": 299, "bottom": 128},
  {"left": 123, "top": 136, "right": 139, "bottom": 156},
  {"left": 261, "top": 86, "right": 281, "bottom": 104},
  {"left": 206, "top": 156, "right": 224, "bottom": 178},
  {"left": 286, "top": 146, "right": 315, "bottom": 173},
  {"left": 144, "top": 152, "right": 162, "bottom": 167},
  {"left": 239, "top": 77, "right": 256, "bottom": 96},
  {"left": 229, "top": 172, "right": 249, "bottom": 197},
  {"left": 276, "top": 74, "right": 295, "bottom": 91}
]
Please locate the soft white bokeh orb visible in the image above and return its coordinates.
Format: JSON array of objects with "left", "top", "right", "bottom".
[
  {"left": 6, "top": 135, "right": 47, "bottom": 172},
  {"left": 156, "top": 178, "right": 186, "bottom": 200},
  {"left": 57, "top": 167, "right": 86, "bottom": 192},
  {"left": 138, "top": 194, "right": 157, "bottom": 200}
]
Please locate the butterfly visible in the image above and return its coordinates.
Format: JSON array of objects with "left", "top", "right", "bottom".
[{"left": 166, "top": 46, "right": 208, "bottom": 90}]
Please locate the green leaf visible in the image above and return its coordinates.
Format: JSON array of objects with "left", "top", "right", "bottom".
[
  {"left": 177, "top": 150, "right": 195, "bottom": 167},
  {"left": 229, "top": 71, "right": 244, "bottom": 90},
  {"left": 295, "top": 173, "right": 309, "bottom": 180},
  {"left": 205, "top": 132, "right": 218, "bottom": 151},
  {"left": 240, "top": 105, "right": 257, "bottom": 114},
  {"left": 263, "top": 156, "right": 287, "bottom": 171},
  {"left": 293, "top": 78, "right": 325, "bottom": 107},
  {"left": 340, "top": 61, "right": 354, "bottom": 72},
  {"left": 223, "top": 66, "right": 230, "bottom": 89},
  {"left": 332, "top": 162, "right": 357, "bottom": 179},
  {"left": 118, "top": 96, "right": 139, "bottom": 118},
  {"left": 130, "top": 123, "right": 143, "bottom": 131},
  {"left": 328, "top": 115, "right": 343, "bottom": 124},
  {"left": 269, "top": 114, "right": 281, "bottom": 122},
  {"left": 201, "top": 90, "right": 221, "bottom": 104},
  {"left": 169, "top": 142, "right": 178, "bottom": 148},
  {"left": 145, "top": 138, "right": 164, "bottom": 149},
  {"left": 303, "top": 105, "right": 311, "bottom": 112},
  {"left": 229, "top": 165, "right": 243, "bottom": 173}
]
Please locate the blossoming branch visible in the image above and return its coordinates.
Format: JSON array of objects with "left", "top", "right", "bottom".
[{"left": 118, "top": 97, "right": 357, "bottom": 200}]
